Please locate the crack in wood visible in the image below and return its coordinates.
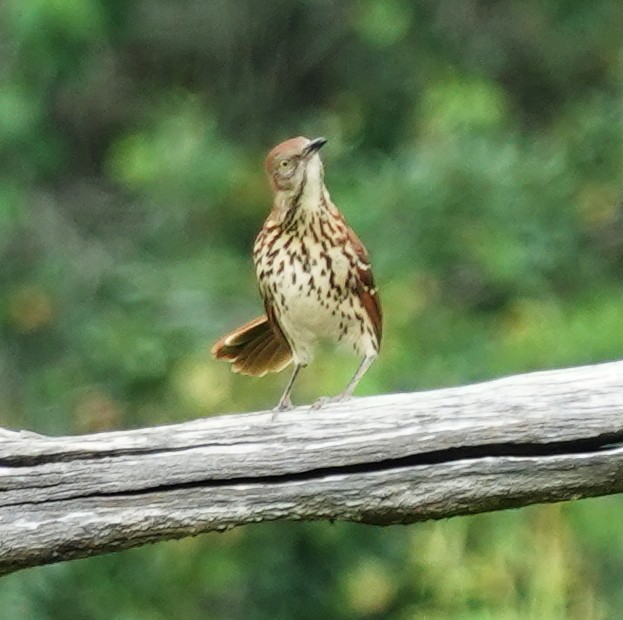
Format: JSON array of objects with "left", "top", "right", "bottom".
[
  {"left": 2, "top": 360, "right": 623, "bottom": 574},
  {"left": 4, "top": 433, "right": 621, "bottom": 509}
]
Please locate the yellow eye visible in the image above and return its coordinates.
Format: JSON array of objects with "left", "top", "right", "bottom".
[{"left": 279, "top": 159, "right": 291, "bottom": 169}]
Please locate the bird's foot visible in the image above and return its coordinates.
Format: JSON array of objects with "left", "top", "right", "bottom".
[
  {"left": 271, "top": 397, "right": 294, "bottom": 420},
  {"left": 310, "top": 393, "right": 351, "bottom": 411}
]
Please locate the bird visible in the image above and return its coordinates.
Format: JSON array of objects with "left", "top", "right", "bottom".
[{"left": 211, "top": 136, "right": 382, "bottom": 411}]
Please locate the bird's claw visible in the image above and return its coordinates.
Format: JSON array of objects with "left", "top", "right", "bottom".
[
  {"left": 310, "top": 393, "right": 350, "bottom": 411},
  {"left": 271, "top": 398, "right": 294, "bottom": 420}
]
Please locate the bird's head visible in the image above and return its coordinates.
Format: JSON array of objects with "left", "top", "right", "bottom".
[{"left": 264, "top": 136, "right": 327, "bottom": 196}]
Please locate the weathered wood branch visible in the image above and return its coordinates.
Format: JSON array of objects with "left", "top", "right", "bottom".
[{"left": 1, "top": 361, "right": 623, "bottom": 575}]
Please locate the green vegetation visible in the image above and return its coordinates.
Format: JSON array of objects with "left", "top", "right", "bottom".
[{"left": 1, "top": 0, "right": 622, "bottom": 617}]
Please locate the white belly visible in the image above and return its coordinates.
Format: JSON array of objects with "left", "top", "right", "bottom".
[
  {"left": 257, "top": 237, "right": 375, "bottom": 365},
  {"left": 278, "top": 268, "right": 341, "bottom": 338}
]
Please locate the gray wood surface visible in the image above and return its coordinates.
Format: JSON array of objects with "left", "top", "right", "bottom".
[{"left": 1, "top": 361, "right": 623, "bottom": 575}]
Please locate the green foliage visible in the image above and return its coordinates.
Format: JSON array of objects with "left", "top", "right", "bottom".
[{"left": 1, "top": 0, "right": 623, "bottom": 617}]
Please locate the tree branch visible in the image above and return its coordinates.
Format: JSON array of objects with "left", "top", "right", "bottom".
[{"left": 1, "top": 361, "right": 623, "bottom": 575}]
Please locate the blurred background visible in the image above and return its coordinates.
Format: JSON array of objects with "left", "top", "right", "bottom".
[{"left": 1, "top": 0, "right": 623, "bottom": 617}]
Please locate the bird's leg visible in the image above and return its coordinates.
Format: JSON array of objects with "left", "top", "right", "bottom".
[
  {"left": 311, "top": 354, "right": 377, "bottom": 410},
  {"left": 341, "top": 354, "right": 377, "bottom": 399},
  {"left": 273, "top": 363, "right": 304, "bottom": 415}
]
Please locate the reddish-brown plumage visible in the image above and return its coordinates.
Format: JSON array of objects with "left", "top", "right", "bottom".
[
  {"left": 210, "top": 315, "right": 292, "bottom": 376},
  {"left": 212, "top": 136, "right": 381, "bottom": 410}
]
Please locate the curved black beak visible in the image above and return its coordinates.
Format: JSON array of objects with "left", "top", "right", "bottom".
[{"left": 303, "top": 137, "right": 327, "bottom": 157}]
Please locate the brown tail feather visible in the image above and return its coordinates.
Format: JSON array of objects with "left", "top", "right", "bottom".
[{"left": 211, "top": 315, "right": 292, "bottom": 377}]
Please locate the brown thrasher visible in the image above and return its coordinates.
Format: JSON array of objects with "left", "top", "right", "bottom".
[{"left": 212, "top": 136, "right": 382, "bottom": 410}]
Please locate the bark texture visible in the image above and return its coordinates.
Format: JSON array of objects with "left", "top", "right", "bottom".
[{"left": 1, "top": 361, "right": 623, "bottom": 575}]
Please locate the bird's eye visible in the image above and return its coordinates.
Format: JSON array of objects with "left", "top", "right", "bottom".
[{"left": 279, "top": 159, "right": 292, "bottom": 169}]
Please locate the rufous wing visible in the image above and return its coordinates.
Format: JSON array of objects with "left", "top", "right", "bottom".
[{"left": 346, "top": 226, "right": 382, "bottom": 348}]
